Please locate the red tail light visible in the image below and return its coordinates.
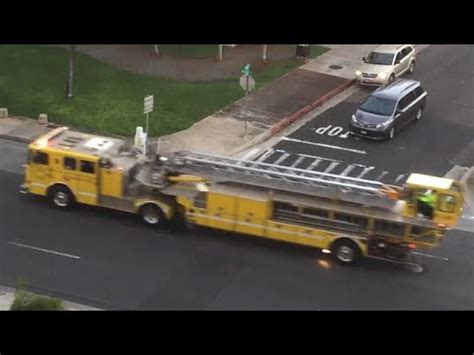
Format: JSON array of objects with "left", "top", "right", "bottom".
[{"left": 408, "top": 243, "right": 417, "bottom": 249}]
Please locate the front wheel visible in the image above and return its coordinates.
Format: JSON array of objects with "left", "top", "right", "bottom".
[
  {"left": 408, "top": 61, "right": 416, "bottom": 74},
  {"left": 415, "top": 107, "right": 423, "bottom": 121},
  {"left": 48, "top": 185, "right": 74, "bottom": 210},
  {"left": 387, "top": 127, "right": 396, "bottom": 140},
  {"left": 140, "top": 204, "right": 165, "bottom": 227}
]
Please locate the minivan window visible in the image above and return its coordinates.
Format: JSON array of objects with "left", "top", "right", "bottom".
[
  {"left": 359, "top": 96, "right": 397, "bottom": 116},
  {"left": 366, "top": 52, "right": 394, "bottom": 65}
]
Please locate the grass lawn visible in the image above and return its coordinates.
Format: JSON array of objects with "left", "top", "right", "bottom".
[{"left": 0, "top": 45, "right": 328, "bottom": 137}]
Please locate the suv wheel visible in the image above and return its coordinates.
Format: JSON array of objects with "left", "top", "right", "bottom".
[
  {"left": 415, "top": 107, "right": 423, "bottom": 121},
  {"left": 388, "top": 127, "right": 396, "bottom": 140},
  {"left": 389, "top": 73, "right": 395, "bottom": 83},
  {"left": 408, "top": 61, "right": 416, "bottom": 74}
]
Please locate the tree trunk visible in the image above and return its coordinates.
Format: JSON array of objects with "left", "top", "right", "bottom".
[
  {"left": 217, "top": 45, "right": 223, "bottom": 61},
  {"left": 65, "top": 45, "right": 76, "bottom": 99},
  {"left": 154, "top": 44, "right": 159, "bottom": 56}
]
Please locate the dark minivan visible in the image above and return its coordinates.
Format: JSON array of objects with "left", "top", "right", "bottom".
[{"left": 349, "top": 79, "right": 427, "bottom": 140}]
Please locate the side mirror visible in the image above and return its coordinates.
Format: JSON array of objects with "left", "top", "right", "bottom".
[
  {"left": 362, "top": 57, "right": 366, "bottom": 62},
  {"left": 395, "top": 59, "right": 401, "bottom": 65}
]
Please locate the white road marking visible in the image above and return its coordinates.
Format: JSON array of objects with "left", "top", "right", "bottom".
[
  {"left": 307, "top": 159, "right": 322, "bottom": 171},
  {"left": 9, "top": 242, "right": 80, "bottom": 260},
  {"left": 281, "top": 137, "right": 367, "bottom": 155},
  {"left": 273, "top": 153, "right": 290, "bottom": 165},
  {"left": 356, "top": 166, "right": 375, "bottom": 179},
  {"left": 323, "top": 162, "right": 339, "bottom": 174},
  {"left": 274, "top": 149, "right": 341, "bottom": 163},
  {"left": 394, "top": 174, "right": 407, "bottom": 185},
  {"left": 290, "top": 156, "right": 306, "bottom": 168},
  {"left": 339, "top": 165, "right": 356, "bottom": 177},
  {"left": 375, "top": 171, "right": 388, "bottom": 181}
]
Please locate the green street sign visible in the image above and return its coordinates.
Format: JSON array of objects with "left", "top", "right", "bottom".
[{"left": 241, "top": 64, "right": 252, "bottom": 76}]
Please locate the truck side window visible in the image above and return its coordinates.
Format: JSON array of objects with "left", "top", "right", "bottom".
[
  {"left": 33, "top": 152, "right": 49, "bottom": 165},
  {"left": 80, "top": 160, "right": 95, "bottom": 174},
  {"left": 438, "top": 194, "right": 456, "bottom": 213},
  {"left": 64, "top": 157, "right": 77, "bottom": 170},
  {"left": 194, "top": 192, "right": 207, "bottom": 209}
]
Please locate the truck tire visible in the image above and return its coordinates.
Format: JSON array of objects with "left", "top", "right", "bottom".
[
  {"left": 332, "top": 239, "right": 361, "bottom": 265},
  {"left": 139, "top": 204, "right": 165, "bottom": 227},
  {"left": 48, "top": 185, "right": 74, "bottom": 210}
]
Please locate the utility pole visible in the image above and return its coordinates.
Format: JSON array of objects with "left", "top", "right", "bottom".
[{"left": 65, "top": 45, "right": 76, "bottom": 99}]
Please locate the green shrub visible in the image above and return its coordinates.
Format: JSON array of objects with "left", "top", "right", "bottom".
[{"left": 10, "top": 289, "right": 64, "bottom": 311}]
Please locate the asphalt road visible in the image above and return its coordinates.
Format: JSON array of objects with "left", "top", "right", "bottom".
[
  {"left": 258, "top": 45, "right": 474, "bottom": 184},
  {"left": 0, "top": 139, "right": 473, "bottom": 310}
]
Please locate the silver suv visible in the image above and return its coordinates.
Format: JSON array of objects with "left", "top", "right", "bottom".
[{"left": 355, "top": 45, "right": 416, "bottom": 86}]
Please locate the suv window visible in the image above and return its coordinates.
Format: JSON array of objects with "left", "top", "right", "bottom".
[
  {"left": 401, "top": 46, "right": 413, "bottom": 57},
  {"left": 395, "top": 51, "right": 403, "bottom": 63}
]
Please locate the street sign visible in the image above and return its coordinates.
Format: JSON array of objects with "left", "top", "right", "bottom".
[
  {"left": 240, "top": 74, "right": 255, "bottom": 93},
  {"left": 144, "top": 95, "right": 154, "bottom": 114},
  {"left": 241, "top": 64, "right": 252, "bottom": 76}
]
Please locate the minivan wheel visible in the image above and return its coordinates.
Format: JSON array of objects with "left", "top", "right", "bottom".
[
  {"left": 388, "top": 127, "right": 395, "bottom": 140},
  {"left": 415, "top": 107, "right": 423, "bottom": 121}
]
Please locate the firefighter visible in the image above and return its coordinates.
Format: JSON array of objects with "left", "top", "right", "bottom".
[{"left": 417, "top": 189, "right": 437, "bottom": 219}]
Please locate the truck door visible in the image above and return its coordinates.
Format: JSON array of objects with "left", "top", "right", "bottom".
[
  {"left": 27, "top": 150, "right": 51, "bottom": 196},
  {"left": 76, "top": 159, "right": 99, "bottom": 205}
]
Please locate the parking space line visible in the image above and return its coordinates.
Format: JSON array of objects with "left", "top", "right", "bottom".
[
  {"left": 9, "top": 241, "right": 81, "bottom": 260},
  {"left": 273, "top": 153, "right": 290, "bottom": 165},
  {"left": 281, "top": 137, "right": 367, "bottom": 155},
  {"left": 323, "top": 162, "right": 340, "bottom": 174},
  {"left": 356, "top": 166, "right": 375, "bottom": 179},
  {"left": 274, "top": 150, "right": 341, "bottom": 163},
  {"left": 290, "top": 156, "right": 306, "bottom": 168},
  {"left": 394, "top": 174, "right": 408, "bottom": 185},
  {"left": 375, "top": 171, "right": 388, "bottom": 181},
  {"left": 339, "top": 165, "right": 356, "bottom": 177},
  {"left": 307, "top": 159, "right": 323, "bottom": 171}
]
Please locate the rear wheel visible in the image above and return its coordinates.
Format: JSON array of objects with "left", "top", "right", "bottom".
[
  {"left": 140, "top": 204, "right": 165, "bottom": 227},
  {"left": 331, "top": 239, "right": 361, "bottom": 265},
  {"left": 48, "top": 185, "right": 74, "bottom": 210},
  {"left": 408, "top": 60, "right": 416, "bottom": 74}
]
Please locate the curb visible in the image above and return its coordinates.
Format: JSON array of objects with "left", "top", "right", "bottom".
[
  {"left": 0, "top": 134, "right": 33, "bottom": 144},
  {"left": 269, "top": 79, "right": 356, "bottom": 136}
]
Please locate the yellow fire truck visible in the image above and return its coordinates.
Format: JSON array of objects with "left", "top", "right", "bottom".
[{"left": 21, "top": 127, "right": 464, "bottom": 269}]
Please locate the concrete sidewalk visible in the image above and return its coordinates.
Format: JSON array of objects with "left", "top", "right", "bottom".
[{"left": 0, "top": 286, "right": 100, "bottom": 311}]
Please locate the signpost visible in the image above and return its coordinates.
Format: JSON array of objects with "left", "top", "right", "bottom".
[
  {"left": 144, "top": 95, "right": 154, "bottom": 134},
  {"left": 239, "top": 65, "right": 256, "bottom": 137}
]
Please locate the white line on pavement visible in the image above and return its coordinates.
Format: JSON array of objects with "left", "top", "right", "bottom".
[
  {"left": 280, "top": 137, "right": 367, "bottom": 155},
  {"left": 9, "top": 242, "right": 81, "bottom": 260}
]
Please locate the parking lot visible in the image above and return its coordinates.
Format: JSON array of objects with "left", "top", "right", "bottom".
[{"left": 256, "top": 45, "right": 474, "bottom": 188}]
